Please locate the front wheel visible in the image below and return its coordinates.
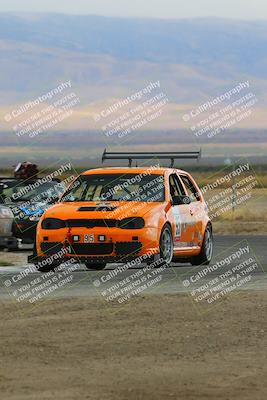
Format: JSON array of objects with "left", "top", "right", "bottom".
[
  {"left": 190, "top": 224, "right": 213, "bottom": 266},
  {"left": 37, "top": 264, "right": 61, "bottom": 273},
  {"left": 85, "top": 263, "right": 106, "bottom": 271},
  {"left": 159, "top": 225, "right": 174, "bottom": 266}
]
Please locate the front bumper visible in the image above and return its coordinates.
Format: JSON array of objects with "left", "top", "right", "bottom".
[
  {"left": 28, "top": 254, "right": 157, "bottom": 265},
  {"left": 35, "top": 227, "right": 159, "bottom": 260},
  {"left": 28, "top": 253, "right": 158, "bottom": 265},
  {"left": 29, "top": 233, "right": 159, "bottom": 265}
]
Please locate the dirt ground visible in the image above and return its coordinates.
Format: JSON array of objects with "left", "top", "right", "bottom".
[{"left": 0, "top": 292, "right": 267, "bottom": 400}]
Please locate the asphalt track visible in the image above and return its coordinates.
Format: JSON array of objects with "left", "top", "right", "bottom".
[{"left": 0, "top": 235, "right": 266, "bottom": 305}]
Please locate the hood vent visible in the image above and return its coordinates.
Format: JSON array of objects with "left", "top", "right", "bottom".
[{"left": 78, "top": 205, "right": 117, "bottom": 212}]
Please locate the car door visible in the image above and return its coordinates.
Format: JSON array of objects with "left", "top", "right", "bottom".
[
  {"left": 168, "top": 173, "right": 195, "bottom": 250},
  {"left": 179, "top": 174, "right": 204, "bottom": 247}
]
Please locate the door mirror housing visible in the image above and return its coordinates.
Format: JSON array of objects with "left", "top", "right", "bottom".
[{"left": 171, "top": 195, "right": 191, "bottom": 206}]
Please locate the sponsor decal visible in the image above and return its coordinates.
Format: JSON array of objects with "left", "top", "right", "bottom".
[{"left": 172, "top": 208, "right": 181, "bottom": 239}]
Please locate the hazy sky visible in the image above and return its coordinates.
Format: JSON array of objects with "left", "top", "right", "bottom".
[{"left": 0, "top": 0, "right": 266, "bottom": 20}]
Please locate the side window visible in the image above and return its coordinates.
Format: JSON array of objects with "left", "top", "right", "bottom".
[
  {"left": 179, "top": 175, "right": 200, "bottom": 202},
  {"left": 169, "top": 174, "right": 185, "bottom": 200}
]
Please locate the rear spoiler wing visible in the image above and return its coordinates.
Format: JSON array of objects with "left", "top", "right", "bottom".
[{"left": 102, "top": 149, "right": 201, "bottom": 167}]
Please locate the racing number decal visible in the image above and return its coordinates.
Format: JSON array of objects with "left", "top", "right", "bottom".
[
  {"left": 172, "top": 208, "right": 181, "bottom": 239},
  {"left": 84, "top": 234, "right": 94, "bottom": 243}
]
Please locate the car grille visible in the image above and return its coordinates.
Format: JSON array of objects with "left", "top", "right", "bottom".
[
  {"left": 66, "top": 219, "right": 117, "bottom": 228},
  {"left": 115, "top": 242, "right": 142, "bottom": 256},
  {"left": 41, "top": 242, "right": 63, "bottom": 255},
  {"left": 70, "top": 243, "right": 114, "bottom": 255}
]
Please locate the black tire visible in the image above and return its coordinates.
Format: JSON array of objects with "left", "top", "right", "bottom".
[
  {"left": 85, "top": 263, "right": 106, "bottom": 271},
  {"left": 190, "top": 224, "right": 213, "bottom": 266},
  {"left": 37, "top": 264, "right": 60, "bottom": 273},
  {"left": 32, "top": 239, "right": 37, "bottom": 257},
  {"left": 159, "top": 224, "right": 173, "bottom": 266}
]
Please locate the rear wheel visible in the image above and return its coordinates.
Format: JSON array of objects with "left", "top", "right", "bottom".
[
  {"left": 85, "top": 263, "right": 106, "bottom": 271},
  {"left": 190, "top": 224, "right": 213, "bottom": 266},
  {"left": 159, "top": 225, "right": 173, "bottom": 266}
]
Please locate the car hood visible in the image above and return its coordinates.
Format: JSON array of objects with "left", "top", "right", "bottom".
[{"left": 43, "top": 201, "right": 165, "bottom": 221}]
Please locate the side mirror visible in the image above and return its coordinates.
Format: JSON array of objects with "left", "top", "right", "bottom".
[{"left": 171, "top": 195, "right": 191, "bottom": 206}]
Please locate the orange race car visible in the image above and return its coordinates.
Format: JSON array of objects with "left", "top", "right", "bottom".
[{"left": 29, "top": 151, "right": 213, "bottom": 272}]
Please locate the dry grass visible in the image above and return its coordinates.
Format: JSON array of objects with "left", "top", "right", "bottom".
[{"left": 205, "top": 188, "right": 267, "bottom": 234}]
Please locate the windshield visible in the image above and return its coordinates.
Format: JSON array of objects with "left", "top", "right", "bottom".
[
  {"left": 0, "top": 180, "right": 65, "bottom": 204},
  {"left": 61, "top": 173, "right": 165, "bottom": 202}
]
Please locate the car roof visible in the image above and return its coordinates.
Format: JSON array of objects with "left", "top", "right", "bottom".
[{"left": 81, "top": 167, "right": 189, "bottom": 175}]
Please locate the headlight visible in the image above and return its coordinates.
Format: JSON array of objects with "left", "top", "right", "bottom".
[
  {"left": 41, "top": 218, "right": 66, "bottom": 229},
  {"left": 119, "top": 217, "right": 145, "bottom": 229}
]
